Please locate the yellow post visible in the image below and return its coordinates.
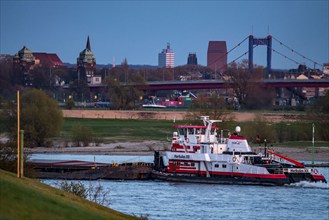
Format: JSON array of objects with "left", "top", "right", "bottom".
[{"left": 17, "top": 90, "right": 21, "bottom": 178}]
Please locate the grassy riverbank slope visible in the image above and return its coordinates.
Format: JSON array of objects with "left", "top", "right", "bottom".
[{"left": 0, "top": 169, "right": 138, "bottom": 220}]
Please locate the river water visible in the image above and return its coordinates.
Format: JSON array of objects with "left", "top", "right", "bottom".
[{"left": 34, "top": 154, "right": 329, "bottom": 220}]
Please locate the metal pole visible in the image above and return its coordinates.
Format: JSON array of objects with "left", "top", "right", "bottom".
[
  {"left": 20, "top": 130, "right": 24, "bottom": 177},
  {"left": 17, "top": 90, "right": 20, "bottom": 178},
  {"left": 312, "top": 123, "right": 315, "bottom": 165}
]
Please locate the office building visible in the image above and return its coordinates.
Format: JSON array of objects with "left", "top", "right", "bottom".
[
  {"left": 187, "top": 53, "right": 198, "bottom": 65},
  {"left": 158, "top": 43, "right": 174, "bottom": 68}
]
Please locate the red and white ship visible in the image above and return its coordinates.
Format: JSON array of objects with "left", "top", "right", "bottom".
[{"left": 153, "top": 116, "right": 327, "bottom": 186}]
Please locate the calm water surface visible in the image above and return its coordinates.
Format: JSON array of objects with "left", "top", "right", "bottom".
[{"left": 38, "top": 155, "right": 329, "bottom": 220}]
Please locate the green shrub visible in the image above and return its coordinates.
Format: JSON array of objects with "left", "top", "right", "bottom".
[
  {"left": 241, "top": 116, "right": 276, "bottom": 144},
  {"left": 59, "top": 181, "right": 87, "bottom": 198},
  {"left": 71, "top": 125, "right": 94, "bottom": 146},
  {"left": 21, "top": 89, "right": 63, "bottom": 147},
  {"left": 59, "top": 180, "right": 110, "bottom": 206}
]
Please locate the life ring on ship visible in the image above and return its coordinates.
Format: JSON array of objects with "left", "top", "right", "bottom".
[
  {"left": 314, "top": 169, "right": 318, "bottom": 174},
  {"left": 232, "top": 156, "right": 238, "bottom": 163}
]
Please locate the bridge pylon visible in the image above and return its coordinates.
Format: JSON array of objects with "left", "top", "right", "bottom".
[{"left": 249, "top": 35, "right": 272, "bottom": 76}]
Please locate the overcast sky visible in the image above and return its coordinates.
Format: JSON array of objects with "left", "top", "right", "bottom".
[{"left": 1, "top": 1, "right": 328, "bottom": 69}]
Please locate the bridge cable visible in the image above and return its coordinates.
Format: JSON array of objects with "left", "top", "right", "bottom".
[
  {"left": 272, "top": 36, "right": 323, "bottom": 68},
  {"left": 251, "top": 37, "right": 315, "bottom": 70},
  {"left": 218, "top": 45, "right": 259, "bottom": 72}
]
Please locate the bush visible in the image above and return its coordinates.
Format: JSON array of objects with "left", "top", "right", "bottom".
[
  {"left": 241, "top": 116, "right": 277, "bottom": 145},
  {"left": 0, "top": 141, "right": 17, "bottom": 173},
  {"left": 0, "top": 140, "right": 33, "bottom": 176},
  {"left": 21, "top": 89, "right": 63, "bottom": 147},
  {"left": 59, "top": 180, "right": 110, "bottom": 206},
  {"left": 71, "top": 125, "right": 94, "bottom": 146},
  {"left": 59, "top": 181, "right": 87, "bottom": 198}
]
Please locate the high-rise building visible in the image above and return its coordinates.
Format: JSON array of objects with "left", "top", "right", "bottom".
[
  {"left": 77, "top": 36, "right": 96, "bottom": 83},
  {"left": 158, "top": 43, "right": 174, "bottom": 68},
  {"left": 207, "top": 41, "right": 227, "bottom": 72},
  {"left": 187, "top": 53, "right": 198, "bottom": 65}
]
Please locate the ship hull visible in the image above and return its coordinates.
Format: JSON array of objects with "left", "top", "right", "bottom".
[{"left": 151, "top": 171, "right": 325, "bottom": 186}]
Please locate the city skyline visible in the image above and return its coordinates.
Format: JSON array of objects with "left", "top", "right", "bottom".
[{"left": 1, "top": 1, "right": 328, "bottom": 70}]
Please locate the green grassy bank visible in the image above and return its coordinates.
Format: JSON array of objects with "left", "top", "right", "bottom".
[
  {"left": 61, "top": 118, "right": 329, "bottom": 146},
  {"left": 0, "top": 169, "right": 138, "bottom": 220},
  {"left": 62, "top": 118, "right": 174, "bottom": 141}
]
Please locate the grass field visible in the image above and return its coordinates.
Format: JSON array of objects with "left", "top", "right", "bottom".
[
  {"left": 60, "top": 118, "right": 329, "bottom": 147},
  {"left": 271, "top": 141, "right": 329, "bottom": 148},
  {"left": 0, "top": 169, "right": 139, "bottom": 220},
  {"left": 62, "top": 118, "right": 176, "bottom": 142}
]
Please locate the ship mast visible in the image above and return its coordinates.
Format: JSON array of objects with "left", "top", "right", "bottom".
[{"left": 201, "top": 116, "right": 221, "bottom": 142}]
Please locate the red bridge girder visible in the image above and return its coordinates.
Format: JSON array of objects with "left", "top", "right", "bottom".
[
  {"left": 134, "top": 79, "right": 329, "bottom": 91},
  {"left": 86, "top": 79, "right": 329, "bottom": 92}
]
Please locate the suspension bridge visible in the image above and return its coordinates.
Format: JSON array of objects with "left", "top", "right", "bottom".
[
  {"left": 208, "top": 35, "right": 325, "bottom": 74},
  {"left": 86, "top": 35, "right": 328, "bottom": 94}
]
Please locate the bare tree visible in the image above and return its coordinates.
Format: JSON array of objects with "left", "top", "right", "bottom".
[
  {"left": 223, "top": 60, "right": 250, "bottom": 108},
  {"left": 223, "top": 60, "right": 274, "bottom": 110},
  {"left": 108, "top": 72, "right": 145, "bottom": 110}
]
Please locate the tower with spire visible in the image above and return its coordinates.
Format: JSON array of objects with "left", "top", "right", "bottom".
[{"left": 77, "top": 36, "right": 96, "bottom": 83}]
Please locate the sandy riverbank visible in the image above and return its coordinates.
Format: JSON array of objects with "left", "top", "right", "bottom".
[
  {"left": 26, "top": 141, "right": 329, "bottom": 162},
  {"left": 62, "top": 110, "right": 307, "bottom": 122}
]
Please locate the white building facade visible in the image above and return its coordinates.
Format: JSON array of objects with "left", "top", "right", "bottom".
[
  {"left": 158, "top": 43, "right": 175, "bottom": 68},
  {"left": 323, "top": 63, "right": 329, "bottom": 74}
]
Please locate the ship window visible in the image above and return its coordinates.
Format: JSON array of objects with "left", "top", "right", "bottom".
[
  {"left": 222, "top": 164, "right": 227, "bottom": 168},
  {"left": 184, "top": 162, "right": 188, "bottom": 166},
  {"left": 188, "top": 128, "right": 194, "bottom": 134},
  {"left": 215, "top": 164, "right": 219, "bottom": 168},
  {"left": 178, "top": 128, "right": 185, "bottom": 136},
  {"left": 191, "top": 162, "right": 195, "bottom": 166}
]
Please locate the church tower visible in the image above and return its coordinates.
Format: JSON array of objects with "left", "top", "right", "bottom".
[
  {"left": 13, "top": 46, "right": 36, "bottom": 86},
  {"left": 77, "top": 36, "right": 96, "bottom": 83}
]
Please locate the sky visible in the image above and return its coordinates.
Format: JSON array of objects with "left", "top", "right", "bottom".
[{"left": 1, "top": 0, "right": 328, "bottom": 70}]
